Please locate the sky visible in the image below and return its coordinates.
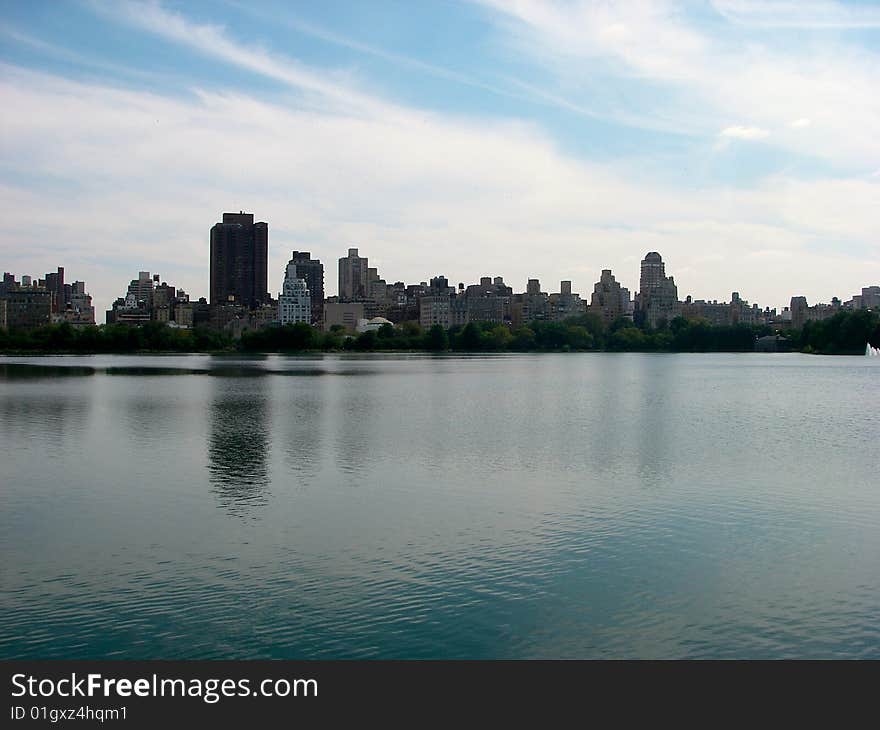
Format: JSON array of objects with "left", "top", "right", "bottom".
[{"left": 1, "top": 0, "right": 878, "bottom": 317}]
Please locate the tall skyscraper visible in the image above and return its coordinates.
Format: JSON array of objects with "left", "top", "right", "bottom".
[
  {"left": 790, "top": 296, "right": 808, "bottom": 330},
  {"left": 210, "top": 212, "right": 268, "bottom": 308},
  {"left": 338, "top": 248, "right": 368, "bottom": 301},
  {"left": 635, "top": 252, "right": 679, "bottom": 327},
  {"left": 278, "top": 255, "right": 312, "bottom": 325},
  {"left": 639, "top": 252, "right": 665, "bottom": 295},
  {"left": 290, "top": 251, "right": 324, "bottom": 325}
]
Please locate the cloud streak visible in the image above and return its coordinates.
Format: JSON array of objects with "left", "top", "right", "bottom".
[
  {"left": 720, "top": 125, "right": 770, "bottom": 140},
  {"left": 90, "top": 0, "right": 396, "bottom": 119},
  {"left": 712, "top": 0, "right": 880, "bottom": 29}
]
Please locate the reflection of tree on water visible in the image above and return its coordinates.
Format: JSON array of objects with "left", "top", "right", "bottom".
[
  {"left": 208, "top": 382, "right": 271, "bottom": 517},
  {"left": 0, "top": 381, "right": 92, "bottom": 450}
]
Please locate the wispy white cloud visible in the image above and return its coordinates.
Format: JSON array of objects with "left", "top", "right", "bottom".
[
  {"left": 0, "top": 21, "right": 163, "bottom": 82},
  {"left": 99, "top": 0, "right": 708, "bottom": 138},
  {"left": 473, "top": 0, "right": 880, "bottom": 170},
  {"left": 222, "top": 0, "right": 533, "bottom": 105},
  {"left": 720, "top": 125, "right": 770, "bottom": 140},
  {"left": 476, "top": 0, "right": 709, "bottom": 81},
  {"left": 712, "top": 0, "right": 880, "bottom": 29},
  {"left": 89, "top": 0, "right": 396, "bottom": 118},
  {"left": 790, "top": 118, "right": 811, "bottom": 128}
]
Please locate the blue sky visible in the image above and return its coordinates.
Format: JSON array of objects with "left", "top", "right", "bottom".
[{"left": 1, "top": 0, "right": 878, "bottom": 314}]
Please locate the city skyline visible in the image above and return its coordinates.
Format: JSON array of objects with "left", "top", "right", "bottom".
[
  {"left": 1, "top": 1, "right": 879, "bottom": 317},
  {"left": 6, "top": 233, "right": 878, "bottom": 337}
]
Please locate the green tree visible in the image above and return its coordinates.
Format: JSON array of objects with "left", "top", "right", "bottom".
[
  {"left": 456, "top": 322, "right": 484, "bottom": 351},
  {"left": 511, "top": 326, "right": 535, "bottom": 351},
  {"left": 354, "top": 330, "right": 378, "bottom": 351},
  {"left": 425, "top": 324, "right": 449, "bottom": 351},
  {"left": 485, "top": 324, "right": 513, "bottom": 351},
  {"left": 609, "top": 326, "right": 646, "bottom": 351}
]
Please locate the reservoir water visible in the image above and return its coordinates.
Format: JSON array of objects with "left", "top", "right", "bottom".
[{"left": 1, "top": 352, "right": 878, "bottom": 658}]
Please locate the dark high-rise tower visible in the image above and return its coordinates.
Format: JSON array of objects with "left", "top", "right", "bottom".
[
  {"left": 44, "top": 267, "right": 64, "bottom": 314},
  {"left": 210, "top": 212, "right": 268, "bottom": 308},
  {"left": 290, "top": 251, "right": 324, "bottom": 326}
]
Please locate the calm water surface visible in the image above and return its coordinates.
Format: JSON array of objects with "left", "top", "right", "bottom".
[{"left": 1, "top": 353, "right": 878, "bottom": 658}]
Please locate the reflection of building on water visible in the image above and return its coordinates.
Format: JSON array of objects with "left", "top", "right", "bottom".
[
  {"left": 635, "top": 356, "right": 674, "bottom": 486},
  {"left": 280, "top": 388, "right": 324, "bottom": 483},
  {"left": 208, "top": 384, "right": 270, "bottom": 517},
  {"left": 334, "top": 391, "right": 379, "bottom": 478}
]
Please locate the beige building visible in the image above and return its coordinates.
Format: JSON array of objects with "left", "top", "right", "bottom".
[
  {"left": 549, "top": 281, "right": 585, "bottom": 322},
  {"left": 324, "top": 301, "right": 365, "bottom": 332},
  {"left": 681, "top": 298, "right": 730, "bottom": 326},
  {"left": 643, "top": 277, "right": 680, "bottom": 328},
  {"left": 175, "top": 301, "right": 194, "bottom": 328},
  {"left": 338, "top": 248, "right": 369, "bottom": 301},
  {"left": 589, "top": 270, "right": 630, "bottom": 325},
  {"left": 790, "top": 295, "right": 839, "bottom": 330},
  {"left": 419, "top": 294, "right": 453, "bottom": 329},
  {"left": 635, "top": 252, "right": 680, "bottom": 328}
]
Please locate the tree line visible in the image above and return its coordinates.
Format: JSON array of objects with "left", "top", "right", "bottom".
[{"left": 1, "top": 309, "right": 878, "bottom": 354}]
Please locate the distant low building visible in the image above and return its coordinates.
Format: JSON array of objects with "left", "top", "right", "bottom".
[
  {"left": 550, "top": 280, "right": 586, "bottom": 322},
  {"left": 1, "top": 270, "right": 95, "bottom": 328},
  {"left": 0, "top": 287, "right": 52, "bottom": 329},
  {"left": 324, "top": 301, "right": 364, "bottom": 333},
  {"left": 511, "top": 278, "right": 550, "bottom": 326},
  {"left": 224, "top": 302, "right": 278, "bottom": 339},
  {"left": 754, "top": 335, "right": 792, "bottom": 353},
  {"left": 680, "top": 292, "right": 764, "bottom": 327},
  {"left": 60, "top": 282, "right": 96, "bottom": 326},
  {"left": 844, "top": 285, "right": 880, "bottom": 311},
  {"left": 419, "top": 293, "right": 454, "bottom": 329},
  {"left": 642, "top": 276, "right": 680, "bottom": 328},
  {"left": 790, "top": 295, "right": 839, "bottom": 330},
  {"left": 106, "top": 271, "right": 190, "bottom": 326},
  {"left": 589, "top": 270, "right": 630, "bottom": 325},
  {"left": 681, "top": 297, "right": 730, "bottom": 326},
  {"left": 459, "top": 276, "right": 512, "bottom": 325},
  {"left": 356, "top": 316, "right": 393, "bottom": 333},
  {"left": 174, "top": 298, "right": 210, "bottom": 329}
]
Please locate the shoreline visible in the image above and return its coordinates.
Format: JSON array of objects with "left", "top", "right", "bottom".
[{"left": 0, "top": 348, "right": 867, "bottom": 357}]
